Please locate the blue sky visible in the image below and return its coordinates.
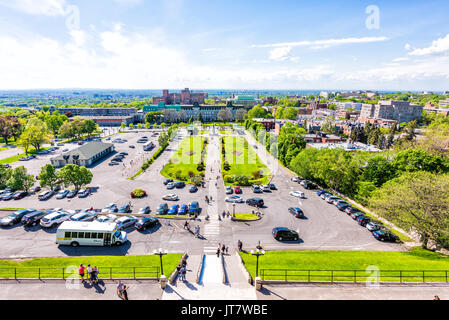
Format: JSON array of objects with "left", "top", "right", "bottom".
[{"left": 0, "top": 0, "right": 448, "bottom": 91}]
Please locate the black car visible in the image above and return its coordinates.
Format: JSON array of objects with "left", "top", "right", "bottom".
[
  {"left": 272, "top": 227, "right": 299, "bottom": 241},
  {"left": 357, "top": 216, "right": 372, "bottom": 227},
  {"left": 189, "top": 186, "right": 198, "bottom": 193},
  {"left": 163, "top": 179, "right": 173, "bottom": 185},
  {"left": 135, "top": 217, "right": 159, "bottom": 231},
  {"left": 174, "top": 181, "right": 185, "bottom": 189},
  {"left": 111, "top": 157, "right": 123, "bottom": 162},
  {"left": 13, "top": 191, "right": 28, "bottom": 200},
  {"left": 345, "top": 207, "right": 360, "bottom": 215},
  {"left": 156, "top": 203, "right": 168, "bottom": 214},
  {"left": 21, "top": 210, "right": 46, "bottom": 227},
  {"left": 350, "top": 211, "right": 365, "bottom": 220},
  {"left": 373, "top": 229, "right": 399, "bottom": 242},
  {"left": 268, "top": 183, "right": 276, "bottom": 190},
  {"left": 0, "top": 209, "right": 36, "bottom": 226},
  {"left": 246, "top": 198, "right": 264, "bottom": 207},
  {"left": 288, "top": 207, "right": 304, "bottom": 218},
  {"left": 66, "top": 189, "right": 78, "bottom": 198}
]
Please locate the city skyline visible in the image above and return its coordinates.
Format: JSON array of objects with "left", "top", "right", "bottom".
[{"left": 0, "top": 0, "right": 448, "bottom": 91}]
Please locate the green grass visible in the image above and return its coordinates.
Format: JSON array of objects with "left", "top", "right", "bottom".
[
  {"left": 0, "top": 254, "right": 182, "bottom": 279},
  {"left": 233, "top": 213, "right": 259, "bottom": 220},
  {"left": 222, "top": 136, "right": 271, "bottom": 186},
  {"left": 160, "top": 136, "right": 207, "bottom": 183},
  {"left": 240, "top": 248, "right": 449, "bottom": 282},
  {"left": 0, "top": 147, "right": 51, "bottom": 164},
  {"left": 219, "top": 130, "right": 233, "bottom": 135},
  {"left": 0, "top": 147, "right": 7, "bottom": 152}
]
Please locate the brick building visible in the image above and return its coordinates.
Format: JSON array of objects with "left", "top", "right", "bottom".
[{"left": 152, "top": 88, "right": 207, "bottom": 105}]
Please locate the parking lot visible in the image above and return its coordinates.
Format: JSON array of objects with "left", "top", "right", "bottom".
[{"left": 0, "top": 127, "right": 405, "bottom": 259}]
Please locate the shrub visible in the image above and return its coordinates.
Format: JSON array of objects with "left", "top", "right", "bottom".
[
  {"left": 252, "top": 170, "right": 262, "bottom": 179},
  {"left": 224, "top": 175, "right": 234, "bottom": 183},
  {"left": 131, "top": 188, "right": 146, "bottom": 198}
]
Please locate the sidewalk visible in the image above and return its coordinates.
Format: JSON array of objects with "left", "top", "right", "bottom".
[{"left": 0, "top": 279, "right": 162, "bottom": 300}]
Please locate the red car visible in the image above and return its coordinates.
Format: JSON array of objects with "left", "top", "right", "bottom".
[{"left": 234, "top": 186, "right": 242, "bottom": 194}]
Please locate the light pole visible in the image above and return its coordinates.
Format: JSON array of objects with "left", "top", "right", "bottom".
[
  {"left": 250, "top": 247, "right": 265, "bottom": 278},
  {"left": 153, "top": 248, "right": 167, "bottom": 276},
  {"left": 232, "top": 203, "right": 236, "bottom": 218}
]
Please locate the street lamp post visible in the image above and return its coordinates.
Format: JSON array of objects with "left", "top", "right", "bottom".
[
  {"left": 153, "top": 248, "right": 167, "bottom": 276},
  {"left": 232, "top": 203, "right": 236, "bottom": 217},
  {"left": 250, "top": 247, "right": 265, "bottom": 278}
]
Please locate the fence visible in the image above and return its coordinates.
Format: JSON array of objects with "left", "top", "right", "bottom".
[
  {"left": 260, "top": 269, "right": 449, "bottom": 283},
  {"left": 0, "top": 266, "right": 160, "bottom": 280}
]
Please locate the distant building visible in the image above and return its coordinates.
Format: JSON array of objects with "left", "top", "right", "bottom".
[
  {"left": 306, "top": 141, "right": 380, "bottom": 152},
  {"left": 50, "top": 141, "right": 114, "bottom": 167},
  {"left": 54, "top": 107, "right": 138, "bottom": 127},
  {"left": 305, "top": 133, "right": 343, "bottom": 144},
  {"left": 227, "top": 95, "right": 262, "bottom": 108},
  {"left": 359, "top": 100, "right": 423, "bottom": 123},
  {"left": 152, "top": 88, "right": 207, "bottom": 105},
  {"left": 439, "top": 99, "right": 449, "bottom": 107}
]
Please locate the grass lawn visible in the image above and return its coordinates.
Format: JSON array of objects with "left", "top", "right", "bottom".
[
  {"left": 0, "top": 146, "right": 51, "bottom": 164},
  {"left": 233, "top": 213, "right": 259, "bottom": 220},
  {"left": 222, "top": 136, "right": 271, "bottom": 186},
  {"left": 160, "top": 136, "right": 207, "bottom": 184},
  {"left": 0, "top": 147, "right": 7, "bottom": 152},
  {"left": 0, "top": 254, "right": 182, "bottom": 279},
  {"left": 240, "top": 248, "right": 449, "bottom": 282}
]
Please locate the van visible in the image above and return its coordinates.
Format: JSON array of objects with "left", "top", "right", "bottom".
[{"left": 56, "top": 221, "right": 127, "bottom": 247}]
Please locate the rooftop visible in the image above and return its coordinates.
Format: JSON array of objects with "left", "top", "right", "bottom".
[{"left": 51, "top": 141, "right": 114, "bottom": 161}]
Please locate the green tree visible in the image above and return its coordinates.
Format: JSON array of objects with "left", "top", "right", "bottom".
[
  {"left": 361, "top": 155, "right": 397, "bottom": 187},
  {"left": 57, "top": 164, "right": 93, "bottom": 190},
  {"left": 144, "top": 122, "right": 151, "bottom": 129},
  {"left": 7, "top": 166, "right": 35, "bottom": 191},
  {"left": 38, "top": 164, "right": 60, "bottom": 190},
  {"left": 81, "top": 119, "right": 98, "bottom": 137},
  {"left": 23, "top": 118, "right": 52, "bottom": 151},
  {"left": 391, "top": 149, "right": 449, "bottom": 174},
  {"left": 188, "top": 116, "right": 194, "bottom": 124},
  {"left": 283, "top": 107, "right": 298, "bottom": 120},
  {"left": 0, "top": 166, "right": 12, "bottom": 189},
  {"left": 370, "top": 171, "right": 449, "bottom": 248},
  {"left": 247, "top": 105, "right": 268, "bottom": 119},
  {"left": 197, "top": 112, "right": 203, "bottom": 123}
]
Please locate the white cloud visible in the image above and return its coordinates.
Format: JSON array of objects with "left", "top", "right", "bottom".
[
  {"left": 269, "top": 46, "right": 292, "bottom": 61},
  {"left": 252, "top": 36, "right": 389, "bottom": 49},
  {"left": 0, "top": 0, "right": 68, "bottom": 16},
  {"left": 113, "top": 0, "right": 143, "bottom": 6},
  {"left": 405, "top": 43, "right": 412, "bottom": 51},
  {"left": 392, "top": 57, "right": 409, "bottom": 62},
  {"left": 408, "top": 34, "right": 449, "bottom": 56}
]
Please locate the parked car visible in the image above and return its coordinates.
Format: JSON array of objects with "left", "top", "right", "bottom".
[
  {"left": 225, "top": 186, "right": 233, "bottom": 194},
  {"left": 316, "top": 190, "right": 326, "bottom": 197},
  {"left": 13, "top": 191, "right": 28, "bottom": 200},
  {"left": 350, "top": 211, "right": 365, "bottom": 220},
  {"left": 156, "top": 203, "right": 168, "bottom": 214},
  {"left": 174, "top": 181, "right": 185, "bottom": 189},
  {"left": 373, "top": 229, "right": 399, "bottom": 242},
  {"left": 272, "top": 227, "right": 299, "bottom": 241},
  {"left": 78, "top": 189, "right": 90, "bottom": 198},
  {"left": 111, "top": 157, "right": 123, "bottom": 162},
  {"left": 119, "top": 152, "right": 128, "bottom": 156},
  {"left": 116, "top": 216, "right": 138, "bottom": 230},
  {"left": 357, "top": 215, "right": 372, "bottom": 227},
  {"left": 251, "top": 185, "right": 262, "bottom": 193},
  {"left": 135, "top": 217, "right": 159, "bottom": 231},
  {"left": 95, "top": 214, "right": 117, "bottom": 223},
  {"left": 166, "top": 182, "right": 175, "bottom": 190},
  {"left": 336, "top": 200, "right": 351, "bottom": 211},
  {"left": 129, "top": 145, "right": 135, "bottom": 149},
  {"left": 56, "top": 190, "right": 70, "bottom": 199},
  {"left": 189, "top": 186, "right": 198, "bottom": 193},
  {"left": 138, "top": 206, "right": 151, "bottom": 214},
  {"left": 288, "top": 207, "right": 304, "bottom": 218},
  {"left": 30, "top": 186, "right": 41, "bottom": 193},
  {"left": 168, "top": 204, "right": 180, "bottom": 215},
  {"left": 290, "top": 191, "right": 305, "bottom": 198},
  {"left": 0, "top": 208, "right": 36, "bottom": 226},
  {"left": 70, "top": 211, "right": 98, "bottom": 222},
  {"left": 178, "top": 204, "right": 188, "bottom": 215},
  {"left": 66, "top": 189, "right": 78, "bottom": 198},
  {"left": 1, "top": 192, "right": 14, "bottom": 201},
  {"left": 321, "top": 193, "right": 332, "bottom": 200},
  {"left": 163, "top": 194, "right": 178, "bottom": 201},
  {"left": 262, "top": 185, "right": 271, "bottom": 192},
  {"left": 109, "top": 161, "right": 120, "bottom": 166},
  {"left": 291, "top": 177, "right": 299, "bottom": 182},
  {"left": 234, "top": 186, "right": 242, "bottom": 194},
  {"left": 344, "top": 207, "right": 359, "bottom": 215},
  {"left": 366, "top": 220, "right": 384, "bottom": 232},
  {"left": 225, "top": 195, "right": 244, "bottom": 203},
  {"left": 163, "top": 179, "right": 173, "bottom": 185},
  {"left": 40, "top": 211, "right": 73, "bottom": 228},
  {"left": 246, "top": 198, "right": 264, "bottom": 207},
  {"left": 21, "top": 210, "right": 46, "bottom": 227},
  {"left": 268, "top": 183, "right": 276, "bottom": 190},
  {"left": 118, "top": 204, "right": 131, "bottom": 213},
  {"left": 327, "top": 196, "right": 340, "bottom": 204},
  {"left": 189, "top": 202, "right": 199, "bottom": 215},
  {"left": 38, "top": 190, "right": 54, "bottom": 201}
]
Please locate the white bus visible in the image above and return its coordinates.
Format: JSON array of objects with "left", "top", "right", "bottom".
[{"left": 56, "top": 221, "right": 127, "bottom": 247}]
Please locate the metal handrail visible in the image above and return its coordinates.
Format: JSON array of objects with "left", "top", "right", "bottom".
[
  {"left": 0, "top": 266, "right": 160, "bottom": 280},
  {"left": 259, "top": 269, "right": 449, "bottom": 283}
]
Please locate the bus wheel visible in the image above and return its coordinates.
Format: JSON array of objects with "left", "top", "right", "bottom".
[
  {"left": 71, "top": 242, "right": 79, "bottom": 247},
  {"left": 115, "top": 241, "right": 122, "bottom": 246}
]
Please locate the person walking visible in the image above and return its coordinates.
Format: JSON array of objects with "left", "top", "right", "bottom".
[
  {"left": 87, "top": 264, "right": 92, "bottom": 284},
  {"left": 122, "top": 285, "right": 129, "bottom": 300},
  {"left": 222, "top": 211, "right": 225, "bottom": 219},
  {"left": 117, "top": 281, "right": 125, "bottom": 299},
  {"left": 92, "top": 266, "right": 99, "bottom": 284},
  {"left": 225, "top": 245, "right": 229, "bottom": 255},
  {"left": 237, "top": 240, "right": 243, "bottom": 252},
  {"left": 180, "top": 266, "right": 186, "bottom": 282},
  {"left": 78, "top": 264, "right": 86, "bottom": 283},
  {"left": 221, "top": 244, "right": 226, "bottom": 256}
]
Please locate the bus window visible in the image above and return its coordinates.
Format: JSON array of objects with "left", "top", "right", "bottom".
[
  {"left": 72, "top": 232, "right": 78, "bottom": 238},
  {"left": 64, "top": 232, "right": 71, "bottom": 238},
  {"left": 97, "top": 233, "right": 103, "bottom": 239},
  {"left": 92, "top": 232, "right": 97, "bottom": 239},
  {"left": 78, "top": 232, "right": 84, "bottom": 238},
  {"left": 85, "top": 232, "right": 91, "bottom": 239}
]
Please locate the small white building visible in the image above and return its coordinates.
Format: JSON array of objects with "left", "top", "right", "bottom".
[{"left": 50, "top": 141, "right": 114, "bottom": 167}]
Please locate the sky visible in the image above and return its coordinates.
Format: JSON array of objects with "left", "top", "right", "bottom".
[{"left": 0, "top": 0, "right": 449, "bottom": 91}]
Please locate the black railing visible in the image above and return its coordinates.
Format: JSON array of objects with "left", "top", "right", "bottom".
[
  {"left": 0, "top": 266, "right": 160, "bottom": 280},
  {"left": 260, "top": 269, "right": 449, "bottom": 283}
]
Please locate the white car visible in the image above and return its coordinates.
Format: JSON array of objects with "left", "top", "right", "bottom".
[
  {"left": 102, "top": 203, "right": 118, "bottom": 213},
  {"left": 225, "top": 186, "right": 233, "bottom": 194},
  {"left": 138, "top": 206, "right": 151, "bottom": 214},
  {"left": 40, "top": 211, "right": 72, "bottom": 228},
  {"left": 225, "top": 195, "right": 244, "bottom": 203},
  {"left": 95, "top": 214, "right": 117, "bottom": 223},
  {"left": 290, "top": 191, "right": 305, "bottom": 199},
  {"left": 162, "top": 194, "right": 178, "bottom": 201},
  {"left": 116, "top": 216, "right": 138, "bottom": 230}
]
